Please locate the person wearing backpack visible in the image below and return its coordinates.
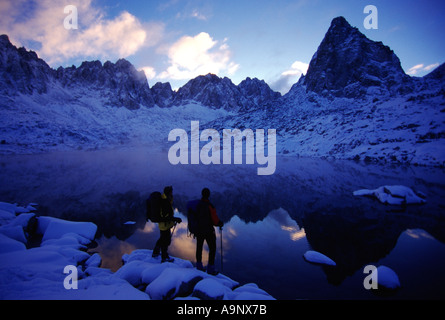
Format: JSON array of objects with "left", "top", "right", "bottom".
[
  {"left": 195, "top": 187, "right": 224, "bottom": 275},
  {"left": 151, "top": 186, "right": 182, "bottom": 263}
]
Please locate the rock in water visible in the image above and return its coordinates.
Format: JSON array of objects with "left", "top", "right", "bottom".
[
  {"left": 377, "top": 265, "right": 401, "bottom": 289},
  {"left": 303, "top": 250, "right": 336, "bottom": 266}
]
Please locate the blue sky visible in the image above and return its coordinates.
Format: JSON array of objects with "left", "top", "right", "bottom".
[{"left": 1, "top": 0, "right": 444, "bottom": 93}]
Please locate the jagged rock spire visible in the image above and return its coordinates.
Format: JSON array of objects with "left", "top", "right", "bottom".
[{"left": 302, "top": 16, "right": 408, "bottom": 98}]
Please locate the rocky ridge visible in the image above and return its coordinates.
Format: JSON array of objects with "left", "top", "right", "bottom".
[{"left": 0, "top": 17, "right": 444, "bottom": 166}]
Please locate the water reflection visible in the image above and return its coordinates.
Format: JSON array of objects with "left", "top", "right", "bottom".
[
  {"left": 1, "top": 148, "right": 445, "bottom": 299},
  {"left": 90, "top": 205, "right": 445, "bottom": 299}
]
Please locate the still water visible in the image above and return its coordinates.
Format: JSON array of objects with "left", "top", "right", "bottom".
[{"left": 1, "top": 147, "right": 444, "bottom": 299}]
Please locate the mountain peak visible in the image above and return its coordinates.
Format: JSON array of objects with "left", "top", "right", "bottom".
[
  {"left": 0, "top": 34, "right": 53, "bottom": 95},
  {"left": 173, "top": 73, "right": 240, "bottom": 110},
  {"left": 0, "top": 34, "right": 12, "bottom": 46},
  {"left": 424, "top": 63, "right": 445, "bottom": 81},
  {"left": 329, "top": 16, "right": 353, "bottom": 31},
  {"left": 171, "top": 73, "right": 280, "bottom": 111},
  {"left": 302, "top": 16, "right": 408, "bottom": 98}
]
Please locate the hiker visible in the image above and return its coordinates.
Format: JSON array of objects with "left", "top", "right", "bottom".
[
  {"left": 152, "top": 186, "right": 182, "bottom": 263},
  {"left": 195, "top": 187, "right": 224, "bottom": 275}
]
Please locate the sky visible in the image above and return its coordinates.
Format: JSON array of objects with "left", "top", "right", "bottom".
[{"left": 0, "top": 0, "right": 444, "bottom": 94}]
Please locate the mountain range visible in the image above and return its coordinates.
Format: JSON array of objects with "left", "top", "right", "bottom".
[{"left": 0, "top": 16, "right": 444, "bottom": 166}]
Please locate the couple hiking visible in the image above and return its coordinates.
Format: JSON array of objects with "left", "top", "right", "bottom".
[{"left": 148, "top": 186, "right": 224, "bottom": 275}]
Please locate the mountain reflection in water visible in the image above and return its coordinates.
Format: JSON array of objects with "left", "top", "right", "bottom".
[{"left": 0, "top": 148, "right": 444, "bottom": 299}]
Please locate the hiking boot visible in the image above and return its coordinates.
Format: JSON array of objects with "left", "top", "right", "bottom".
[
  {"left": 152, "top": 251, "right": 160, "bottom": 258},
  {"left": 161, "top": 256, "right": 174, "bottom": 263},
  {"left": 206, "top": 264, "right": 218, "bottom": 275},
  {"left": 196, "top": 262, "right": 205, "bottom": 271}
]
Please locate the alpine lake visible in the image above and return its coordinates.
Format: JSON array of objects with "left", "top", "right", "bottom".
[{"left": 1, "top": 147, "right": 444, "bottom": 300}]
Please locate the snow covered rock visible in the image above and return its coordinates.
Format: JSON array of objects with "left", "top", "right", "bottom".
[
  {"left": 37, "top": 216, "right": 67, "bottom": 234},
  {"left": 231, "top": 283, "right": 275, "bottom": 300},
  {"left": 71, "top": 274, "right": 149, "bottom": 300},
  {"left": 85, "top": 253, "right": 102, "bottom": 268},
  {"left": 192, "top": 278, "right": 232, "bottom": 300},
  {"left": 377, "top": 266, "right": 401, "bottom": 289},
  {"left": 120, "top": 248, "right": 271, "bottom": 300},
  {"left": 303, "top": 250, "right": 336, "bottom": 266},
  {"left": 0, "top": 202, "right": 150, "bottom": 299},
  {"left": 8, "top": 212, "right": 36, "bottom": 230},
  {"left": 0, "top": 201, "right": 274, "bottom": 300},
  {"left": 141, "top": 262, "right": 180, "bottom": 284},
  {"left": 145, "top": 267, "right": 204, "bottom": 300},
  {"left": 115, "top": 260, "right": 154, "bottom": 287},
  {"left": 0, "top": 224, "right": 27, "bottom": 244},
  {"left": 41, "top": 218, "right": 97, "bottom": 242},
  {"left": 0, "top": 202, "right": 37, "bottom": 216},
  {"left": 353, "top": 185, "right": 426, "bottom": 205},
  {"left": 0, "top": 209, "right": 15, "bottom": 225},
  {"left": 0, "top": 232, "right": 26, "bottom": 253},
  {"left": 0, "top": 202, "right": 19, "bottom": 214}
]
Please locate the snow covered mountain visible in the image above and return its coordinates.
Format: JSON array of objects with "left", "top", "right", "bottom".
[
  {"left": 0, "top": 34, "right": 54, "bottom": 95},
  {"left": 207, "top": 17, "right": 445, "bottom": 166},
  {"left": 175, "top": 74, "right": 280, "bottom": 112},
  {"left": 0, "top": 17, "right": 444, "bottom": 167},
  {"left": 0, "top": 34, "right": 156, "bottom": 110},
  {"left": 56, "top": 59, "right": 156, "bottom": 110},
  {"left": 300, "top": 16, "right": 411, "bottom": 98}
]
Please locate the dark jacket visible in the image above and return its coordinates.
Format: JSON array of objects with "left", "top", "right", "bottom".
[{"left": 196, "top": 198, "right": 222, "bottom": 235}]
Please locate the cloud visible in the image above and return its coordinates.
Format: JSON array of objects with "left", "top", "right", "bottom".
[
  {"left": 270, "top": 60, "right": 309, "bottom": 94},
  {"left": 189, "top": 9, "right": 209, "bottom": 21},
  {"left": 176, "top": 8, "right": 210, "bottom": 21},
  {"left": 140, "top": 66, "right": 157, "bottom": 80},
  {"left": 407, "top": 63, "right": 440, "bottom": 76},
  {"left": 158, "top": 32, "right": 239, "bottom": 80},
  {"left": 0, "top": 0, "right": 162, "bottom": 66},
  {"left": 282, "top": 60, "right": 309, "bottom": 77}
]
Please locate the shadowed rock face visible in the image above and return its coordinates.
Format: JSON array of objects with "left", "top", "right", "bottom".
[
  {"left": 0, "top": 34, "right": 55, "bottom": 95},
  {"left": 0, "top": 35, "right": 155, "bottom": 109},
  {"left": 0, "top": 34, "right": 281, "bottom": 112},
  {"left": 302, "top": 16, "right": 409, "bottom": 98},
  {"left": 172, "top": 73, "right": 280, "bottom": 112}
]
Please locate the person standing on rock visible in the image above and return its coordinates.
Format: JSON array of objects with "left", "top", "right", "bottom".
[
  {"left": 152, "top": 186, "right": 182, "bottom": 263},
  {"left": 195, "top": 187, "right": 224, "bottom": 275}
]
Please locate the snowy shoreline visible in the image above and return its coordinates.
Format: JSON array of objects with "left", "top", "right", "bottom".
[{"left": 0, "top": 201, "right": 275, "bottom": 300}]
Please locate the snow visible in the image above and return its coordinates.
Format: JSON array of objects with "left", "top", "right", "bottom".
[
  {"left": 0, "top": 232, "right": 26, "bottom": 253},
  {"left": 0, "top": 201, "right": 275, "bottom": 300},
  {"left": 377, "top": 265, "right": 401, "bottom": 289},
  {"left": 1, "top": 18, "right": 444, "bottom": 169},
  {"left": 303, "top": 250, "right": 336, "bottom": 266},
  {"left": 0, "top": 209, "right": 15, "bottom": 223},
  {"left": 41, "top": 219, "right": 97, "bottom": 242},
  {"left": 0, "top": 224, "right": 27, "bottom": 243},
  {"left": 232, "top": 283, "right": 275, "bottom": 300},
  {"left": 146, "top": 267, "right": 204, "bottom": 300},
  {"left": 192, "top": 278, "right": 231, "bottom": 300},
  {"left": 353, "top": 185, "right": 426, "bottom": 205}
]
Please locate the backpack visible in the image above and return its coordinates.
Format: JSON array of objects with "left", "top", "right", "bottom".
[
  {"left": 146, "top": 191, "right": 163, "bottom": 222},
  {"left": 186, "top": 199, "right": 200, "bottom": 237}
]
